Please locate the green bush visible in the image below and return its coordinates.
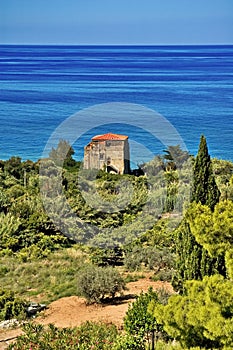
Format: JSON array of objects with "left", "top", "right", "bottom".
[
  {"left": 152, "top": 275, "right": 233, "bottom": 349},
  {"left": 10, "top": 321, "right": 207, "bottom": 350},
  {"left": 0, "top": 265, "right": 9, "bottom": 276},
  {"left": 77, "top": 321, "right": 118, "bottom": 349},
  {"left": 124, "top": 246, "right": 175, "bottom": 273},
  {"left": 0, "top": 290, "right": 27, "bottom": 321},
  {"left": 89, "top": 247, "right": 123, "bottom": 267},
  {"left": 112, "top": 333, "right": 145, "bottom": 350},
  {"left": 77, "top": 265, "right": 126, "bottom": 303},
  {"left": 155, "top": 287, "right": 173, "bottom": 306},
  {"left": 124, "top": 287, "right": 168, "bottom": 349},
  {"left": 152, "top": 269, "right": 175, "bottom": 282},
  {"left": 8, "top": 321, "right": 118, "bottom": 350},
  {"left": 124, "top": 247, "right": 143, "bottom": 271}
]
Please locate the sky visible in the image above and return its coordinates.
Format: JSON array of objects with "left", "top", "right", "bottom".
[{"left": 1, "top": 0, "right": 233, "bottom": 45}]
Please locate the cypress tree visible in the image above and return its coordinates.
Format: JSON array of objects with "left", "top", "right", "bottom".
[
  {"left": 192, "top": 135, "right": 220, "bottom": 210},
  {"left": 173, "top": 135, "right": 225, "bottom": 293}
]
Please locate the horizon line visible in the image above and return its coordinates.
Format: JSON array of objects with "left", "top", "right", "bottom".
[{"left": 1, "top": 43, "right": 233, "bottom": 47}]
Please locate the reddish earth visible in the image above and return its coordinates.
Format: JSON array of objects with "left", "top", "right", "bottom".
[{"left": 0, "top": 277, "right": 173, "bottom": 349}]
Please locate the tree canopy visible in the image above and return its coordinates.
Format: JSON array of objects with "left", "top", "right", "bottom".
[{"left": 152, "top": 275, "right": 233, "bottom": 349}]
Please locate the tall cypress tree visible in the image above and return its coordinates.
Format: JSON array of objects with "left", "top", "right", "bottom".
[
  {"left": 192, "top": 135, "right": 220, "bottom": 211},
  {"left": 173, "top": 136, "right": 225, "bottom": 293}
]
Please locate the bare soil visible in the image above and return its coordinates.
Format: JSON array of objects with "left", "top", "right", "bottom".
[{"left": 0, "top": 277, "right": 173, "bottom": 349}]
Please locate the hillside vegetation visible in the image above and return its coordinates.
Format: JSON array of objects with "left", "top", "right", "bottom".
[{"left": 0, "top": 135, "right": 233, "bottom": 349}]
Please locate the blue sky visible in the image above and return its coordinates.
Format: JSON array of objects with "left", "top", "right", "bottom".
[{"left": 1, "top": 0, "right": 233, "bottom": 44}]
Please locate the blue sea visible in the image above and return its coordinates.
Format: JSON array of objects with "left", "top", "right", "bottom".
[{"left": 0, "top": 45, "right": 233, "bottom": 163}]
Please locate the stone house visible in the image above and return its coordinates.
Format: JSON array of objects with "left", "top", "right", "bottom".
[{"left": 83, "top": 133, "right": 130, "bottom": 174}]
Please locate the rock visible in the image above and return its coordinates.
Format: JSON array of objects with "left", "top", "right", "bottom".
[
  {"left": 26, "top": 302, "right": 46, "bottom": 317},
  {"left": 0, "top": 319, "right": 19, "bottom": 329}
]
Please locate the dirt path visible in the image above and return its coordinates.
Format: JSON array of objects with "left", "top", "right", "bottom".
[
  {"left": 0, "top": 278, "right": 173, "bottom": 349},
  {"left": 0, "top": 329, "right": 23, "bottom": 350}
]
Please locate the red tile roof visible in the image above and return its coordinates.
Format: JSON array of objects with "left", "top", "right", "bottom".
[{"left": 92, "top": 133, "right": 128, "bottom": 141}]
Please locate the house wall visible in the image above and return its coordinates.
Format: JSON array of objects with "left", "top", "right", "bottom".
[{"left": 84, "top": 138, "right": 130, "bottom": 174}]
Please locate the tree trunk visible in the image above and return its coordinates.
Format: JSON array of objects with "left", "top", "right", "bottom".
[{"left": 151, "top": 330, "right": 155, "bottom": 350}]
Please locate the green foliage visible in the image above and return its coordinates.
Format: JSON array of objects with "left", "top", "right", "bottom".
[
  {"left": 0, "top": 141, "right": 232, "bottom": 350},
  {"left": 0, "top": 290, "right": 26, "bottom": 321},
  {"left": 49, "top": 139, "right": 77, "bottom": 168},
  {"left": 8, "top": 321, "right": 118, "bottom": 350},
  {"left": 124, "top": 287, "right": 167, "bottom": 349},
  {"left": 152, "top": 269, "right": 175, "bottom": 282},
  {"left": 0, "top": 144, "right": 191, "bottom": 252},
  {"left": 113, "top": 333, "right": 145, "bottom": 350},
  {"left": 192, "top": 135, "right": 220, "bottom": 211},
  {"left": 0, "top": 247, "right": 87, "bottom": 304},
  {"left": 187, "top": 200, "right": 233, "bottom": 256},
  {"left": 143, "top": 145, "right": 190, "bottom": 175},
  {"left": 0, "top": 190, "right": 10, "bottom": 213},
  {"left": 163, "top": 170, "right": 179, "bottom": 212},
  {"left": 4, "top": 156, "right": 23, "bottom": 180},
  {"left": 152, "top": 341, "right": 207, "bottom": 350},
  {"left": 212, "top": 158, "right": 233, "bottom": 200},
  {"left": 172, "top": 218, "right": 226, "bottom": 293},
  {"left": 77, "top": 265, "right": 126, "bottom": 303},
  {"left": 40, "top": 161, "right": 153, "bottom": 246},
  {"left": 163, "top": 145, "right": 190, "bottom": 170},
  {"left": 141, "top": 155, "right": 165, "bottom": 176},
  {"left": 89, "top": 246, "right": 123, "bottom": 266},
  {"left": 173, "top": 136, "right": 224, "bottom": 292},
  {"left": 6, "top": 184, "right": 25, "bottom": 200},
  {"left": 153, "top": 275, "right": 233, "bottom": 349},
  {"left": 135, "top": 218, "right": 177, "bottom": 250},
  {"left": 0, "top": 213, "right": 21, "bottom": 251},
  {"left": 154, "top": 287, "right": 173, "bottom": 306},
  {"left": 137, "top": 146, "right": 192, "bottom": 215},
  {"left": 124, "top": 246, "right": 175, "bottom": 279},
  {"left": 0, "top": 155, "right": 72, "bottom": 257},
  {"left": 2, "top": 157, "right": 38, "bottom": 186},
  {"left": 225, "top": 248, "right": 233, "bottom": 280},
  {"left": 0, "top": 209, "right": 69, "bottom": 257},
  {"left": 187, "top": 200, "right": 233, "bottom": 279}
]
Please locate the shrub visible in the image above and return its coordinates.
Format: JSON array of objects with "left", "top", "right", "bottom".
[
  {"left": 0, "top": 290, "right": 27, "bottom": 321},
  {"left": 124, "top": 246, "right": 175, "bottom": 273},
  {"left": 77, "top": 321, "right": 118, "bottom": 349},
  {"left": 77, "top": 265, "right": 126, "bottom": 303},
  {"left": 156, "top": 287, "right": 173, "bottom": 305},
  {"left": 89, "top": 247, "right": 123, "bottom": 267},
  {"left": 152, "top": 269, "right": 175, "bottom": 282},
  {"left": 8, "top": 321, "right": 118, "bottom": 350},
  {"left": 124, "top": 247, "right": 143, "bottom": 271},
  {"left": 112, "top": 333, "right": 145, "bottom": 350},
  {"left": 124, "top": 287, "right": 167, "bottom": 349}
]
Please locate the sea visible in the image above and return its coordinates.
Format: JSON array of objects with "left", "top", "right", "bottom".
[{"left": 0, "top": 45, "right": 233, "bottom": 165}]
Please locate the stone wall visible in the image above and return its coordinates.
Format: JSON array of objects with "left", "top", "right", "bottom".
[{"left": 84, "top": 137, "right": 130, "bottom": 174}]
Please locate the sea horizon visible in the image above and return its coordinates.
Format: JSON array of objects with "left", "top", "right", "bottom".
[{"left": 1, "top": 43, "right": 233, "bottom": 47}]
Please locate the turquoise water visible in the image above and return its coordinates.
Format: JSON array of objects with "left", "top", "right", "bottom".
[{"left": 0, "top": 45, "right": 233, "bottom": 162}]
